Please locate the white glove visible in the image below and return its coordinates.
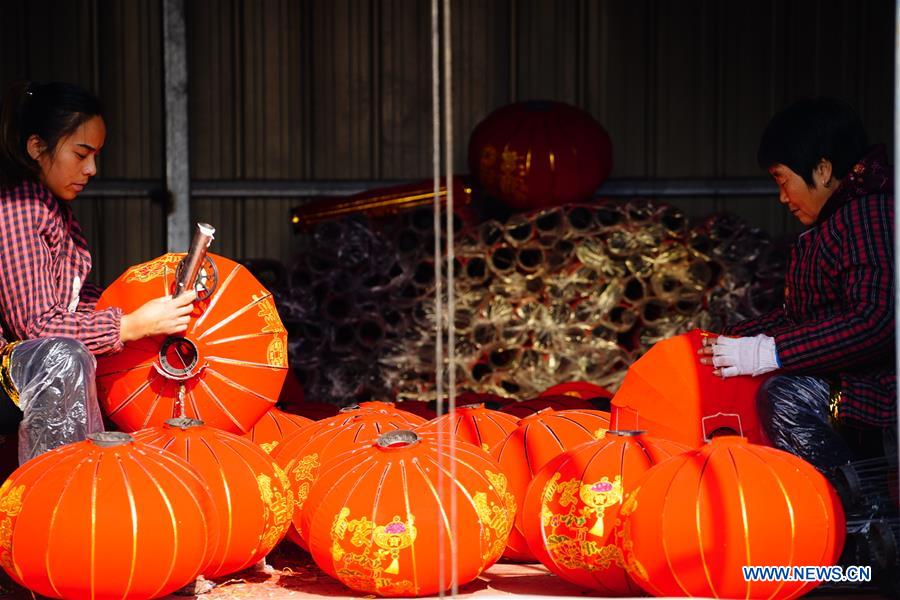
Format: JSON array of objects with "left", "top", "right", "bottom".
[{"left": 711, "top": 334, "right": 780, "bottom": 378}]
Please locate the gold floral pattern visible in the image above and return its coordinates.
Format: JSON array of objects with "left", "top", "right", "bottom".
[
  {"left": 254, "top": 294, "right": 287, "bottom": 334},
  {"left": 267, "top": 337, "right": 288, "bottom": 368},
  {"left": 499, "top": 149, "right": 529, "bottom": 203},
  {"left": 539, "top": 474, "right": 630, "bottom": 574},
  {"left": 291, "top": 454, "right": 319, "bottom": 510},
  {"left": 330, "top": 508, "right": 417, "bottom": 592},
  {"left": 257, "top": 471, "right": 293, "bottom": 552},
  {"left": 124, "top": 254, "right": 182, "bottom": 283}
]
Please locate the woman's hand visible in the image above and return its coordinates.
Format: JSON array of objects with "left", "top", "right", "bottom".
[
  {"left": 119, "top": 291, "right": 197, "bottom": 343},
  {"left": 698, "top": 333, "right": 780, "bottom": 377}
]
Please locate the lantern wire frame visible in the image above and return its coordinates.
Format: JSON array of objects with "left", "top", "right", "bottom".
[{"left": 432, "top": 0, "right": 460, "bottom": 596}]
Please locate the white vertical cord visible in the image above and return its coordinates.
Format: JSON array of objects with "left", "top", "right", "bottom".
[
  {"left": 442, "top": 0, "right": 459, "bottom": 596},
  {"left": 431, "top": 0, "right": 448, "bottom": 597},
  {"left": 433, "top": 1, "right": 458, "bottom": 596}
]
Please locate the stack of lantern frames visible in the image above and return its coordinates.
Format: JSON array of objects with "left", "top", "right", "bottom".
[{"left": 283, "top": 200, "right": 787, "bottom": 407}]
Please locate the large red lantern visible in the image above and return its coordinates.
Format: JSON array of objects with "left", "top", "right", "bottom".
[
  {"left": 273, "top": 411, "right": 420, "bottom": 550},
  {"left": 243, "top": 407, "right": 314, "bottom": 454},
  {"left": 611, "top": 329, "right": 771, "bottom": 446},
  {"left": 0, "top": 432, "right": 218, "bottom": 599},
  {"left": 619, "top": 436, "right": 845, "bottom": 598},
  {"left": 134, "top": 418, "right": 294, "bottom": 578},
  {"left": 302, "top": 430, "right": 516, "bottom": 597},
  {"left": 520, "top": 431, "right": 688, "bottom": 594},
  {"left": 468, "top": 100, "right": 613, "bottom": 210},
  {"left": 416, "top": 403, "right": 519, "bottom": 454},
  {"left": 491, "top": 408, "right": 611, "bottom": 561},
  {"left": 95, "top": 252, "right": 289, "bottom": 434}
]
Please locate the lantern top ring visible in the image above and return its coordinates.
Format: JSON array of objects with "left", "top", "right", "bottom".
[
  {"left": 607, "top": 429, "right": 647, "bottom": 437},
  {"left": 165, "top": 417, "right": 205, "bottom": 429},
  {"left": 376, "top": 430, "right": 419, "bottom": 450},
  {"left": 87, "top": 431, "right": 134, "bottom": 447}
]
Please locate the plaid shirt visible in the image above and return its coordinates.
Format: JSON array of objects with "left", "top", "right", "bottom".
[
  {"left": 0, "top": 180, "right": 123, "bottom": 355},
  {"left": 725, "top": 146, "right": 895, "bottom": 427}
]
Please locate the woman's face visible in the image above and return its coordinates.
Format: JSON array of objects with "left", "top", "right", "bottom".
[
  {"left": 768, "top": 163, "right": 832, "bottom": 226},
  {"left": 31, "top": 115, "right": 106, "bottom": 201}
]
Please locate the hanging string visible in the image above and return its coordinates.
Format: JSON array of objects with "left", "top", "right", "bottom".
[
  {"left": 431, "top": 0, "right": 448, "bottom": 597},
  {"left": 433, "top": 0, "right": 458, "bottom": 596},
  {"left": 443, "top": 0, "right": 459, "bottom": 595}
]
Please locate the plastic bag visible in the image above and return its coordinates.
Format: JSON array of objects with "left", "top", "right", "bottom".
[
  {"left": 757, "top": 374, "right": 854, "bottom": 473},
  {"left": 7, "top": 337, "right": 104, "bottom": 464}
]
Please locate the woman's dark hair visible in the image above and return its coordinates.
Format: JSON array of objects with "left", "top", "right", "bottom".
[
  {"left": 0, "top": 81, "right": 104, "bottom": 188},
  {"left": 757, "top": 97, "right": 868, "bottom": 187}
]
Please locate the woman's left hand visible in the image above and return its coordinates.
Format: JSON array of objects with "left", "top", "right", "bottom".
[{"left": 698, "top": 333, "right": 780, "bottom": 377}]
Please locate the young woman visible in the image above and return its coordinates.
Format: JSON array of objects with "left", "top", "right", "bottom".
[
  {"left": 0, "top": 81, "right": 196, "bottom": 463},
  {"left": 699, "top": 97, "right": 894, "bottom": 475}
]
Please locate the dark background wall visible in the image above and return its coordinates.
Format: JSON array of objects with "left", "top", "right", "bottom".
[{"left": 0, "top": 0, "right": 894, "bottom": 285}]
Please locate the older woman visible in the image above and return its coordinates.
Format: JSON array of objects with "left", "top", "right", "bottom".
[{"left": 699, "top": 97, "right": 894, "bottom": 475}]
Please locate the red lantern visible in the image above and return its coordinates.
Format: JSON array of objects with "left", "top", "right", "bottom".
[
  {"left": 468, "top": 100, "right": 613, "bottom": 210},
  {"left": 394, "top": 400, "right": 437, "bottom": 419},
  {"left": 417, "top": 403, "right": 519, "bottom": 454},
  {"left": 611, "top": 329, "right": 770, "bottom": 446},
  {"left": 243, "top": 407, "right": 314, "bottom": 454},
  {"left": 302, "top": 430, "right": 516, "bottom": 597},
  {"left": 491, "top": 408, "right": 611, "bottom": 561},
  {"left": 500, "top": 395, "right": 596, "bottom": 419},
  {"left": 521, "top": 431, "right": 688, "bottom": 594},
  {"left": 0, "top": 432, "right": 218, "bottom": 599},
  {"left": 134, "top": 418, "right": 294, "bottom": 578},
  {"left": 539, "top": 381, "right": 612, "bottom": 400},
  {"left": 96, "top": 252, "right": 288, "bottom": 433},
  {"left": 292, "top": 400, "right": 341, "bottom": 421},
  {"left": 619, "top": 436, "right": 845, "bottom": 598},
  {"left": 273, "top": 411, "right": 422, "bottom": 550}
]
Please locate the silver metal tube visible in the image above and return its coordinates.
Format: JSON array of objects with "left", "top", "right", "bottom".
[{"left": 174, "top": 222, "right": 215, "bottom": 297}]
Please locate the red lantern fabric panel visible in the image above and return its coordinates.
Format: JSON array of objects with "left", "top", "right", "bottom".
[
  {"left": 416, "top": 403, "right": 519, "bottom": 454},
  {"left": 611, "top": 329, "right": 770, "bottom": 446},
  {"left": 243, "top": 407, "right": 314, "bottom": 454}
]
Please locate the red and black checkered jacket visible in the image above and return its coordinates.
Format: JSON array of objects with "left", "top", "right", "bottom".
[
  {"left": 724, "top": 145, "right": 895, "bottom": 427},
  {"left": 0, "top": 180, "right": 123, "bottom": 355}
]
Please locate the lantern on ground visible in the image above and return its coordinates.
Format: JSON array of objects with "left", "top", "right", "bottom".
[
  {"left": 491, "top": 408, "right": 611, "bottom": 561},
  {"left": 521, "top": 431, "right": 688, "bottom": 594},
  {"left": 134, "top": 418, "right": 293, "bottom": 578},
  {"left": 243, "top": 407, "right": 314, "bottom": 454},
  {"left": 619, "top": 436, "right": 845, "bottom": 598},
  {"left": 417, "top": 403, "right": 519, "bottom": 454},
  {"left": 303, "top": 430, "right": 515, "bottom": 597},
  {"left": 273, "top": 411, "right": 421, "bottom": 550},
  {"left": 0, "top": 432, "right": 218, "bottom": 599}
]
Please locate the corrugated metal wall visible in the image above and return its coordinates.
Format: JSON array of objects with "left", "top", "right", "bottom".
[{"left": 1, "top": 0, "right": 894, "bottom": 285}]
